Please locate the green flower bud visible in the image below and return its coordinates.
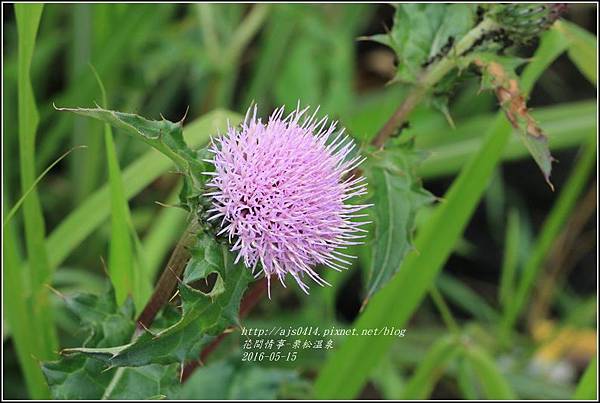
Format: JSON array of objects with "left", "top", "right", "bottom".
[{"left": 488, "top": 3, "right": 568, "bottom": 41}]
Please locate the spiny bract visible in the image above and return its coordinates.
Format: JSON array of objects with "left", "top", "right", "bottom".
[{"left": 204, "top": 105, "right": 370, "bottom": 297}]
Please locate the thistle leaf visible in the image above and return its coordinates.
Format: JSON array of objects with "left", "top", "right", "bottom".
[
  {"left": 41, "top": 285, "right": 179, "bottom": 399},
  {"left": 362, "top": 4, "right": 476, "bottom": 84},
  {"left": 54, "top": 105, "right": 212, "bottom": 211},
  {"left": 362, "top": 141, "right": 434, "bottom": 303},
  {"left": 57, "top": 231, "right": 253, "bottom": 367},
  {"left": 54, "top": 106, "right": 192, "bottom": 167}
]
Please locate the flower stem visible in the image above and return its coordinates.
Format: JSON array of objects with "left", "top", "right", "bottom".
[
  {"left": 371, "top": 18, "right": 499, "bottom": 148},
  {"left": 134, "top": 217, "right": 268, "bottom": 381},
  {"left": 136, "top": 218, "right": 199, "bottom": 331}
]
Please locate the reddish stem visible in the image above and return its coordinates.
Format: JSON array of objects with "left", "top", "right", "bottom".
[
  {"left": 181, "top": 277, "right": 268, "bottom": 381},
  {"left": 136, "top": 221, "right": 199, "bottom": 331}
]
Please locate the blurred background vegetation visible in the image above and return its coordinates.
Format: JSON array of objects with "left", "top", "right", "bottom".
[{"left": 2, "top": 3, "right": 597, "bottom": 399}]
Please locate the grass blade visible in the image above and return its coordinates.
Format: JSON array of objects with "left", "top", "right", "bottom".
[
  {"left": 142, "top": 187, "right": 188, "bottom": 281},
  {"left": 105, "top": 126, "right": 139, "bottom": 307},
  {"left": 501, "top": 135, "right": 597, "bottom": 340},
  {"left": 370, "top": 356, "right": 405, "bottom": 399},
  {"left": 498, "top": 208, "right": 520, "bottom": 308},
  {"left": 556, "top": 20, "right": 597, "bottom": 86},
  {"left": 314, "top": 23, "right": 571, "bottom": 399},
  {"left": 400, "top": 335, "right": 461, "bottom": 399},
  {"left": 464, "top": 345, "right": 516, "bottom": 399},
  {"left": 3, "top": 206, "right": 50, "bottom": 399},
  {"left": 12, "top": 4, "right": 54, "bottom": 398},
  {"left": 70, "top": 4, "right": 104, "bottom": 204},
  {"left": 573, "top": 357, "right": 597, "bottom": 400},
  {"left": 456, "top": 355, "right": 479, "bottom": 399},
  {"left": 437, "top": 273, "right": 500, "bottom": 323},
  {"left": 91, "top": 67, "right": 152, "bottom": 310},
  {"left": 241, "top": 5, "right": 296, "bottom": 108},
  {"left": 363, "top": 147, "right": 434, "bottom": 303},
  {"left": 4, "top": 145, "right": 86, "bottom": 227},
  {"left": 15, "top": 0, "right": 58, "bottom": 361}
]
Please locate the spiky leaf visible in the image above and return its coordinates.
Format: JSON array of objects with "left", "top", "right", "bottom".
[
  {"left": 362, "top": 141, "right": 434, "bottom": 303},
  {"left": 363, "top": 4, "right": 476, "bottom": 84},
  {"left": 59, "top": 231, "right": 253, "bottom": 367},
  {"left": 41, "top": 286, "right": 179, "bottom": 399},
  {"left": 54, "top": 106, "right": 212, "bottom": 211}
]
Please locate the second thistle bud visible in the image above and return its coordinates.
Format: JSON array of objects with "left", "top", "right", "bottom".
[{"left": 488, "top": 3, "right": 568, "bottom": 41}]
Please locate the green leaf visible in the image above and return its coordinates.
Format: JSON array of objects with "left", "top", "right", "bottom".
[
  {"left": 242, "top": 4, "right": 298, "bottom": 107},
  {"left": 363, "top": 4, "right": 476, "bottom": 83},
  {"left": 362, "top": 141, "right": 434, "bottom": 302},
  {"left": 464, "top": 345, "right": 516, "bottom": 399},
  {"left": 400, "top": 335, "right": 461, "bottom": 399},
  {"left": 4, "top": 145, "right": 86, "bottom": 227},
  {"left": 60, "top": 230, "right": 253, "bottom": 367},
  {"left": 573, "top": 357, "right": 597, "bottom": 400},
  {"left": 557, "top": 20, "right": 597, "bottom": 87},
  {"left": 183, "top": 231, "right": 244, "bottom": 327},
  {"left": 3, "top": 205, "right": 50, "bottom": 399},
  {"left": 14, "top": 3, "right": 57, "bottom": 398},
  {"left": 89, "top": 68, "right": 152, "bottom": 311},
  {"left": 100, "top": 365, "right": 179, "bottom": 400},
  {"left": 54, "top": 105, "right": 211, "bottom": 212},
  {"left": 54, "top": 106, "right": 196, "bottom": 172},
  {"left": 177, "top": 356, "right": 305, "bottom": 400},
  {"left": 274, "top": 38, "right": 322, "bottom": 110},
  {"left": 41, "top": 285, "right": 179, "bottom": 399},
  {"left": 142, "top": 186, "right": 188, "bottom": 283},
  {"left": 456, "top": 355, "right": 479, "bottom": 399},
  {"left": 498, "top": 208, "right": 520, "bottom": 308},
  {"left": 436, "top": 273, "right": 500, "bottom": 323}
]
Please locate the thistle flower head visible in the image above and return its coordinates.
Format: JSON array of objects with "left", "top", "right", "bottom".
[{"left": 204, "top": 105, "right": 370, "bottom": 297}]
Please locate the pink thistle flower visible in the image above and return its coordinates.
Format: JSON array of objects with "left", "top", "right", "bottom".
[{"left": 204, "top": 105, "right": 370, "bottom": 297}]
